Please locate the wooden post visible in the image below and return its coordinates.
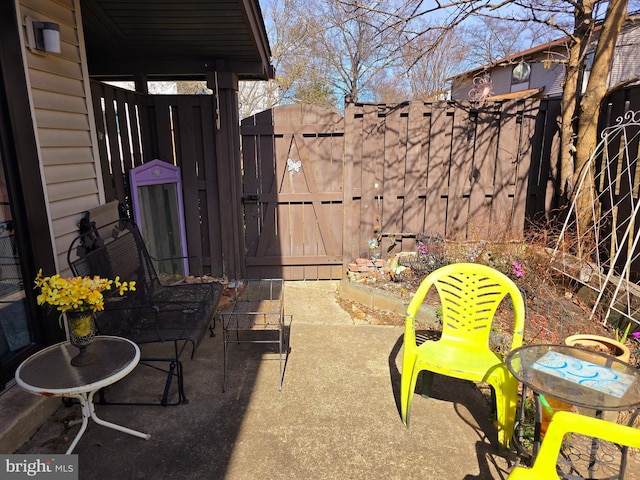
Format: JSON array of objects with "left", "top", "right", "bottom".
[{"left": 207, "top": 71, "right": 245, "bottom": 279}]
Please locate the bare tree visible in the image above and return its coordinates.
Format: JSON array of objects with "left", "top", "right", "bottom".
[
  {"left": 239, "top": 0, "right": 330, "bottom": 116},
  {"left": 351, "top": 0, "right": 635, "bottom": 231},
  {"left": 403, "top": 26, "right": 470, "bottom": 100},
  {"left": 301, "top": 0, "right": 416, "bottom": 102},
  {"left": 462, "top": 16, "right": 557, "bottom": 66}
]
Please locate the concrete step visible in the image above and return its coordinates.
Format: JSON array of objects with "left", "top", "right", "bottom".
[{"left": 0, "top": 384, "right": 59, "bottom": 453}]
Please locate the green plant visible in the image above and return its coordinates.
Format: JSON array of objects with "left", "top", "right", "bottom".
[
  {"left": 517, "top": 396, "right": 537, "bottom": 452},
  {"left": 615, "top": 320, "right": 632, "bottom": 344},
  {"left": 435, "top": 306, "right": 443, "bottom": 324}
]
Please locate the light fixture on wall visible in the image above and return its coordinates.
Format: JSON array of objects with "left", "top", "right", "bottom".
[{"left": 25, "top": 17, "right": 61, "bottom": 54}]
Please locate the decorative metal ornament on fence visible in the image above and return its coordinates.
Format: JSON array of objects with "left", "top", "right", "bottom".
[
  {"left": 287, "top": 158, "right": 301, "bottom": 173},
  {"left": 468, "top": 74, "right": 494, "bottom": 104}
]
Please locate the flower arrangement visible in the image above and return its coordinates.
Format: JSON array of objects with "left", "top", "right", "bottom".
[{"left": 34, "top": 269, "right": 135, "bottom": 326}]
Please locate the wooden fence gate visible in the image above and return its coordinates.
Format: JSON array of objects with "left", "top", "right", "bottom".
[
  {"left": 241, "top": 105, "right": 345, "bottom": 280},
  {"left": 241, "top": 99, "right": 554, "bottom": 280}
]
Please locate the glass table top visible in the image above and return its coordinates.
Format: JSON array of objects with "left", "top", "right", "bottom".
[
  {"left": 16, "top": 336, "right": 139, "bottom": 394},
  {"left": 505, "top": 344, "right": 640, "bottom": 410}
]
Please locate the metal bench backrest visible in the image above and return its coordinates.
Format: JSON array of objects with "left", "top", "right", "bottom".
[{"left": 67, "top": 219, "right": 162, "bottom": 302}]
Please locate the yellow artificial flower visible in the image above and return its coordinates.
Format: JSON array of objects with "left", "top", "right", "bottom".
[{"left": 34, "top": 269, "right": 136, "bottom": 322}]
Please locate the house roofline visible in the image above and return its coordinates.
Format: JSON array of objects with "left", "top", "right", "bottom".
[
  {"left": 450, "top": 36, "right": 570, "bottom": 81},
  {"left": 451, "top": 13, "right": 640, "bottom": 82}
]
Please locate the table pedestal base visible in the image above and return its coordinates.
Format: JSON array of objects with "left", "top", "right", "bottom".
[{"left": 65, "top": 391, "right": 151, "bottom": 454}]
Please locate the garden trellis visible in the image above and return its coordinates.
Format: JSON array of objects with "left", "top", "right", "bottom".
[{"left": 552, "top": 110, "right": 640, "bottom": 328}]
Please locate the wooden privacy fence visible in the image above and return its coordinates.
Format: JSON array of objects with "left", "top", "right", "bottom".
[
  {"left": 91, "top": 80, "right": 567, "bottom": 281},
  {"left": 89, "top": 81, "right": 640, "bottom": 282},
  {"left": 241, "top": 98, "right": 557, "bottom": 280},
  {"left": 90, "top": 81, "right": 230, "bottom": 278}
]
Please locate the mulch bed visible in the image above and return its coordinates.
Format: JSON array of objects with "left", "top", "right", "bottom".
[{"left": 336, "top": 270, "right": 640, "bottom": 366}]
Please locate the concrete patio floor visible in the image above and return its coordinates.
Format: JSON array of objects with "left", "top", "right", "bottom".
[{"left": 11, "top": 281, "right": 528, "bottom": 479}]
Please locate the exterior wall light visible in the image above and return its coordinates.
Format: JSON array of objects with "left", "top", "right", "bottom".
[{"left": 25, "top": 17, "right": 61, "bottom": 54}]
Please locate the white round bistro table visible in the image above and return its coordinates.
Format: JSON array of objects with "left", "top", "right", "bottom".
[{"left": 15, "top": 335, "right": 151, "bottom": 454}]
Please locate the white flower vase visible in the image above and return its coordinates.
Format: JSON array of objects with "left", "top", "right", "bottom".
[{"left": 66, "top": 311, "right": 97, "bottom": 367}]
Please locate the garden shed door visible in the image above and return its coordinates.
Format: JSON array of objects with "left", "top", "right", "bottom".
[{"left": 241, "top": 105, "right": 345, "bottom": 280}]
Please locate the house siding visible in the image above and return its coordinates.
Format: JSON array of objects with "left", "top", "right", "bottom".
[
  {"left": 610, "top": 24, "right": 640, "bottom": 87},
  {"left": 451, "top": 78, "right": 474, "bottom": 100},
  {"left": 451, "top": 19, "right": 640, "bottom": 101},
  {"left": 530, "top": 60, "right": 564, "bottom": 97},
  {"left": 489, "top": 67, "right": 511, "bottom": 95},
  {"left": 17, "top": 0, "right": 102, "bottom": 274}
]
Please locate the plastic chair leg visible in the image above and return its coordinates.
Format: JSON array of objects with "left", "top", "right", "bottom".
[
  {"left": 400, "top": 360, "right": 420, "bottom": 426},
  {"left": 490, "top": 368, "right": 519, "bottom": 451}
]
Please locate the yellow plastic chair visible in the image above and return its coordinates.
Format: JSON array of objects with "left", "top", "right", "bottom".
[
  {"left": 400, "top": 263, "right": 525, "bottom": 450},
  {"left": 508, "top": 410, "right": 640, "bottom": 479}
]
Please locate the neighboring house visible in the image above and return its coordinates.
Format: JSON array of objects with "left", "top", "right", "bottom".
[
  {"left": 0, "top": 0, "right": 271, "bottom": 390},
  {"left": 450, "top": 15, "right": 640, "bottom": 101}
]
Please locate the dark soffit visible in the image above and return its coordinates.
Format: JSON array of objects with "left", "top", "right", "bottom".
[{"left": 80, "top": 0, "right": 273, "bottom": 80}]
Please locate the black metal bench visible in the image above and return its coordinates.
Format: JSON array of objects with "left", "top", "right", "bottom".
[{"left": 67, "top": 216, "right": 222, "bottom": 405}]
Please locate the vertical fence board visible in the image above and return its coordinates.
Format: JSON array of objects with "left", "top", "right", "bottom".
[
  {"left": 448, "top": 103, "right": 473, "bottom": 237},
  {"left": 401, "top": 102, "right": 429, "bottom": 251},
  {"left": 425, "top": 104, "right": 452, "bottom": 237},
  {"left": 152, "top": 98, "right": 175, "bottom": 163},
  {"left": 381, "top": 104, "right": 406, "bottom": 239},
  {"left": 114, "top": 88, "right": 134, "bottom": 175},
  {"left": 512, "top": 100, "right": 539, "bottom": 235},
  {"left": 102, "top": 87, "right": 127, "bottom": 202},
  {"left": 174, "top": 97, "right": 203, "bottom": 267},
  {"left": 197, "top": 98, "right": 220, "bottom": 274},
  {"left": 469, "top": 103, "right": 500, "bottom": 237},
  {"left": 90, "top": 83, "right": 115, "bottom": 201},
  {"left": 343, "top": 101, "right": 358, "bottom": 268},
  {"left": 493, "top": 100, "right": 520, "bottom": 232},
  {"left": 359, "top": 105, "right": 383, "bottom": 258},
  {"left": 526, "top": 99, "right": 561, "bottom": 220}
]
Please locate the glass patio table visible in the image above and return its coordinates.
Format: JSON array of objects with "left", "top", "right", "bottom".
[
  {"left": 505, "top": 343, "right": 640, "bottom": 479},
  {"left": 15, "top": 336, "right": 151, "bottom": 454}
]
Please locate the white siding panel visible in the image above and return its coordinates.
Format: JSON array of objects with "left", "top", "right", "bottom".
[
  {"left": 36, "top": 110, "right": 89, "bottom": 130},
  {"left": 27, "top": 55, "right": 83, "bottom": 81},
  {"left": 47, "top": 179, "right": 97, "bottom": 202},
  {"left": 38, "top": 129, "right": 91, "bottom": 147},
  {"left": 40, "top": 146, "right": 93, "bottom": 165},
  {"left": 52, "top": 215, "right": 83, "bottom": 238},
  {"left": 49, "top": 196, "right": 100, "bottom": 223},
  {"left": 19, "top": 0, "right": 101, "bottom": 272},
  {"left": 29, "top": 70, "right": 85, "bottom": 97},
  {"left": 20, "top": 0, "right": 75, "bottom": 23},
  {"left": 51, "top": 199, "right": 98, "bottom": 244},
  {"left": 32, "top": 89, "right": 88, "bottom": 114},
  {"left": 43, "top": 163, "right": 96, "bottom": 183},
  {"left": 51, "top": 202, "right": 100, "bottom": 264}
]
